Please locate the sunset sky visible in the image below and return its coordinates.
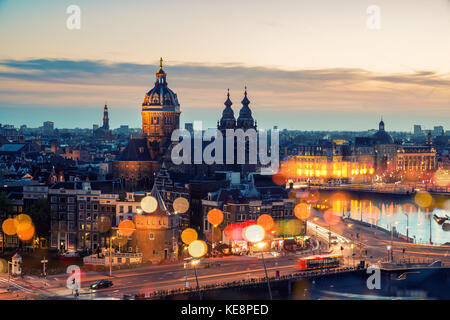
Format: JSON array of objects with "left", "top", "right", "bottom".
[{"left": 0, "top": 0, "right": 449, "bottom": 130}]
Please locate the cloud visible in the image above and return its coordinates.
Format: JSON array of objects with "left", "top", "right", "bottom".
[{"left": 0, "top": 58, "right": 449, "bottom": 129}]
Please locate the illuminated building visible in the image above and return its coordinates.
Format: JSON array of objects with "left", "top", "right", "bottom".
[
  {"left": 129, "top": 183, "right": 182, "bottom": 263},
  {"left": 113, "top": 58, "right": 180, "bottom": 190},
  {"left": 396, "top": 145, "right": 437, "bottom": 172}
]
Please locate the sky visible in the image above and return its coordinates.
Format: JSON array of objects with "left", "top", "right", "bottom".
[{"left": 0, "top": 0, "right": 449, "bottom": 131}]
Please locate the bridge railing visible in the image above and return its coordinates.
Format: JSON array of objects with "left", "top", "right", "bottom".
[{"left": 127, "top": 266, "right": 361, "bottom": 300}]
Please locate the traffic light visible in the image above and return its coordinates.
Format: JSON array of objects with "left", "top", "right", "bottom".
[{"left": 72, "top": 279, "right": 75, "bottom": 285}]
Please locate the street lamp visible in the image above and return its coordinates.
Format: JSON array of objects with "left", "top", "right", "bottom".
[
  {"left": 191, "top": 259, "right": 201, "bottom": 300},
  {"left": 187, "top": 240, "right": 207, "bottom": 300},
  {"left": 244, "top": 225, "right": 272, "bottom": 300},
  {"left": 109, "top": 225, "right": 136, "bottom": 277}
]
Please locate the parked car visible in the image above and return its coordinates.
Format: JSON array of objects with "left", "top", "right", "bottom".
[
  {"left": 90, "top": 280, "right": 113, "bottom": 290},
  {"left": 61, "top": 251, "right": 80, "bottom": 258}
]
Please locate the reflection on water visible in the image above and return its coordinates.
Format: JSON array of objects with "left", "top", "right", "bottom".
[{"left": 314, "top": 192, "right": 450, "bottom": 245}]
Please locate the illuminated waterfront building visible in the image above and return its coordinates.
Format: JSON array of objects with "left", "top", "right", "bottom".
[{"left": 396, "top": 145, "right": 437, "bottom": 173}]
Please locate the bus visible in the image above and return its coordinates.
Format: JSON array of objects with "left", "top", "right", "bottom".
[{"left": 296, "top": 254, "right": 343, "bottom": 270}]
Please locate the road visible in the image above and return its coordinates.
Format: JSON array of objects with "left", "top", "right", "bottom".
[{"left": 3, "top": 214, "right": 448, "bottom": 300}]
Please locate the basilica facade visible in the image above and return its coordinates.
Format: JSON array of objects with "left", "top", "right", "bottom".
[{"left": 113, "top": 59, "right": 181, "bottom": 190}]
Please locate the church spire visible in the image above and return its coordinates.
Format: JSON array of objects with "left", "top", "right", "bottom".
[
  {"left": 224, "top": 88, "right": 232, "bottom": 107},
  {"left": 241, "top": 86, "right": 250, "bottom": 106}
]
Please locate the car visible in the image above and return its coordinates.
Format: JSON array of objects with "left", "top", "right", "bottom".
[
  {"left": 61, "top": 251, "right": 80, "bottom": 258},
  {"left": 90, "top": 280, "right": 113, "bottom": 290}
]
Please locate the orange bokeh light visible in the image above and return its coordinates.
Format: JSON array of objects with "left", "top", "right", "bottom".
[
  {"left": 257, "top": 214, "right": 274, "bottom": 231},
  {"left": 181, "top": 228, "right": 198, "bottom": 245},
  {"left": 294, "top": 203, "right": 310, "bottom": 220},
  {"left": 2, "top": 218, "right": 18, "bottom": 236},
  {"left": 323, "top": 209, "right": 340, "bottom": 225},
  {"left": 207, "top": 209, "right": 223, "bottom": 226},
  {"left": 118, "top": 219, "right": 135, "bottom": 237},
  {"left": 17, "top": 224, "right": 35, "bottom": 241}
]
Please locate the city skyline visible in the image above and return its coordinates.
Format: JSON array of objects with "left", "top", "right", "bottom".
[{"left": 0, "top": 0, "right": 449, "bottom": 130}]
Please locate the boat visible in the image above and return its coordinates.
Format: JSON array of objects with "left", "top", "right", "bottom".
[{"left": 433, "top": 214, "right": 448, "bottom": 225}]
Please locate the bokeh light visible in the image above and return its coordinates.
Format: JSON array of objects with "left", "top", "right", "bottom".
[
  {"left": 173, "top": 197, "right": 189, "bottom": 214},
  {"left": 2, "top": 218, "right": 18, "bottom": 236},
  {"left": 118, "top": 219, "right": 135, "bottom": 237},
  {"left": 257, "top": 214, "right": 274, "bottom": 231},
  {"left": 141, "top": 196, "right": 158, "bottom": 213},
  {"left": 224, "top": 223, "right": 244, "bottom": 241},
  {"left": 294, "top": 203, "right": 310, "bottom": 220},
  {"left": 323, "top": 209, "right": 341, "bottom": 225},
  {"left": 207, "top": 209, "right": 223, "bottom": 226},
  {"left": 271, "top": 173, "right": 287, "bottom": 186},
  {"left": 97, "top": 215, "right": 112, "bottom": 233},
  {"left": 15, "top": 214, "right": 32, "bottom": 232},
  {"left": 243, "top": 224, "right": 265, "bottom": 242},
  {"left": 17, "top": 224, "right": 35, "bottom": 241},
  {"left": 188, "top": 240, "right": 207, "bottom": 258},
  {"left": 401, "top": 203, "right": 417, "bottom": 215},
  {"left": 414, "top": 191, "right": 433, "bottom": 208},
  {"left": 283, "top": 219, "right": 303, "bottom": 235},
  {"left": 181, "top": 228, "right": 198, "bottom": 245},
  {"left": 434, "top": 169, "right": 450, "bottom": 187}
]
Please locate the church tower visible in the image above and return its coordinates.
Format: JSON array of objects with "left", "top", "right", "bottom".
[
  {"left": 141, "top": 58, "right": 181, "bottom": 159},
  {"left": 113, "top": 58, "right": 181, "bottom": 190},
  {"left": 218, "top": 89, "right": 236, "bottom": 133},
  {"left": 236, "top": 87, "right": 256, "bottom": 130},
  {"left": 103, "top": 104, "right": 109, "bottom": 130}
]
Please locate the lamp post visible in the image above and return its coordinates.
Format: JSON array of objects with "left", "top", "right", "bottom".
[
  {"left": 109, "top": 226, "right": 135, "bottom": 277},
  {"left": 256, "top": 242, "right": 272, "bottom": 300},
  {"left": 244, "top": 224, "right": 272, "bottom": 300},
  {"left": 187, "top": 239, "right": 208, "bottom": 300},
  {"left": 191, "top": 259, "right": 202, "bottom": 300}
]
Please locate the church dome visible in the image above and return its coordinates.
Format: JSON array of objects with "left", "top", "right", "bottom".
[
  {"left": 372, "top": 119, "right": 393, "bottom": 144},
  {"left": 237, "top": 87, "right": 254, "bottom": 125},
  {"left": 221, "top": 89, "right": 235, "bottom": 121},
  {"left": 142, "top": 58, "right": 179, "bottom": 107}
]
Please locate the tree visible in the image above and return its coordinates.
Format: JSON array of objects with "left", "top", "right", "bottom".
[{"left": 29, "top": 198, "right": 52, "bottom": 242}]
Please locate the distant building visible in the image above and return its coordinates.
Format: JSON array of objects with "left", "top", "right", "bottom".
[
  {"left": 94, "top": 104, "right": 113, "bottom": 140},
  {"left": 43, "top": 121, "right": 54, "bottom": 135},
  {"left": 414, "top": 125, "right": 422, "bottom": 136},
  {"left": 433, "top": 126, "right": 444, "bottom": 136}
]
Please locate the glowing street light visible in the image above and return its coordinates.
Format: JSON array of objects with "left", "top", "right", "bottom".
[
  {"left": 243, "top": 224, "right": 272, "bottom": 300},
  {"left": 187, "top": 240, "right": 207, "bottom": 300}
]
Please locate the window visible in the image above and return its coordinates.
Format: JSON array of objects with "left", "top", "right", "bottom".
[
  {"left": 79, "top": 203, "right": 84, "bottom": 210},
  {"left": 149, "top": 233, "right": 154, "bottom": 240},
  {"left": 93, "top": 204, "right": 98, "bottom": 211},
  {"left": 68, "top": 197, "right": 75, "bottom": 203},
  {"left": 119, "top": 206, "right": 124, "bottom": 213},
  {"left": 128, "top": 206, "right": 132, "bottom": 213}
]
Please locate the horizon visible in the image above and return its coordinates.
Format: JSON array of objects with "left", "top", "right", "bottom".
[{"left": 0, "top": 0, "right": 449, "bottom": 131}]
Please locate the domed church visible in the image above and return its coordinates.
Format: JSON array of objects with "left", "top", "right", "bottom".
[
  {"left": 113, "top": 58, "right": 181, "bottom": 190},
  {"left": 372, "top": 118, "right": 394, "bottom": 144}
]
